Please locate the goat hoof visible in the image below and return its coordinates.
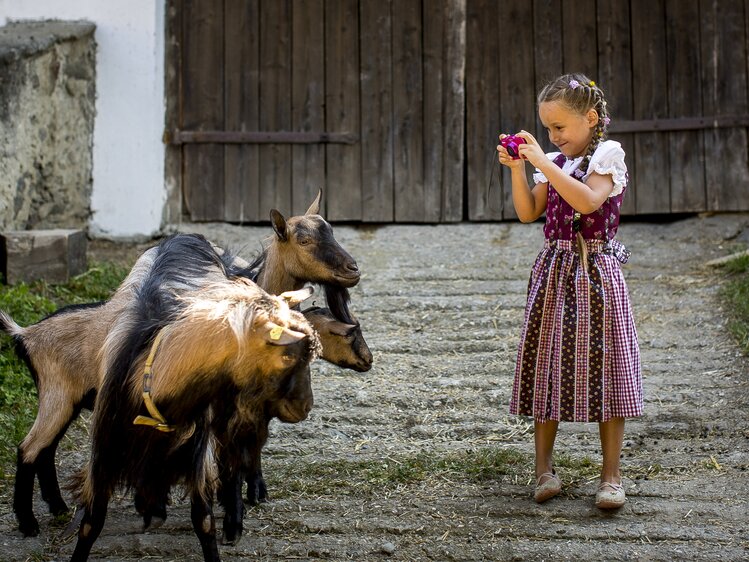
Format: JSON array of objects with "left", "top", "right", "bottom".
[
  {"left": 245, "top": 487, "right": 268, "bottom": 505},
  {"left": 221, "top": 529, "right": 243, "bottom": 546},
  {"left": 48, "top": 500, "right": 69, "bottom": 516},
  {"left": 18, "top": 517, "right": 40, "bottom": 537},
  {"left": 143, "top": 516, "right": 165, "bottom": 531}
]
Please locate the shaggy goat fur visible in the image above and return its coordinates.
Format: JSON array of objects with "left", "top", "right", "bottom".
[{"left": 70, "top": 236, "right": 319, "bottom": 562}]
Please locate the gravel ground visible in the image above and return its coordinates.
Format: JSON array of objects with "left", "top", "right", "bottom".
[{"left": 1, "top": 213, "right": 748, "bottom": 561}]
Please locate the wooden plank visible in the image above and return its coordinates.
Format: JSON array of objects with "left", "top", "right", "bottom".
[
  {"left": 423, "top": 0, "right": 445, "bottom": 222},
  {"left": 700, "top": 0, "right": 749, "bottom": 211},
  {"left": 562, "top": 0, "right": 597, "bottom": 76},
  {"left": 325, "top": 0, "right": 362, "bottom": 220},
  {"left": 665, "top": 0, "right": 705, "bottom": 212},
  {"left": 291, "top": 0, "right": 326, "bottom": 216},
  {"left": 597, "top": 0, "right": 635, "bottom": 215},
  {"left": 360, "top": 0, "right": 394, "bottom": 221},
  {"left": 631, "top": 0, "right": 670, "bottom": 214},
  {"left": 258, "top": 0, "right": 292, "bottom": 216},
  {"left": 496, "top": 0, "right": 534, "bottom": 220},
  {"left": 164, "top": 0, "right": 183, "bottom": 223},
  {"left": 533, "top": 0, "right": 563, "bottom": 139},
  {"left": 181, "top": 0, "right": 224, "bottom": 221},
  {"left": 441, "top": 0, "right": 466, "bottom": 221},
  {"left": 466, "top": 0, "right": 500, "bottom": 220},
  {"left": 224, "top": 0, "right": 260, "bottom": 222},
  {"left": 392, "top": 0, "right": 425, "bottom": 222}
]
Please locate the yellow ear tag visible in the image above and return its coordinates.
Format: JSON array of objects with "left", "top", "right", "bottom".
[{"left": 269, "top": 326, "right": 284, "bottom": 341}]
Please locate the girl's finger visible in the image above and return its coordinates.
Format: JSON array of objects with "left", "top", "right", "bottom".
[{"left": 517, "top": 130, "right": 538, "bottom": 145}]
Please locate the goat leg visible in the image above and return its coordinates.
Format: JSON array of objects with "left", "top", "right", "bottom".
[
  {"left": 14, "top": 447, "right": 39, "bottom": 537},
  {"left": 70, "top": 495, "right": 108, "bottom": 562},
  {"left": 135, "top": 488, "right": 168, "bottom": 530},
  {"left": 244, "top": 426, "right": 269, "bottom": 505},
  {"left": 216, "top": 444, "right": 245, "bottom": 545},
  {"left": 36, "top": 445, "right": 69, "bottom": 516},
  {"left": 190, "top": 493, "right": 220, "bottom": 562},
  {"left": 219, "top": 469, "right": 245, "bottom": 545},
  {"left": 244, "top": 464, "right": 267, "bottom": 505}
]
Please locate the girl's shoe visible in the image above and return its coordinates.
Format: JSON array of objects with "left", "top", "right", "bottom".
[
  {"left": 595, "top": 481, "right": 626, "bottom": 509},
  {"left": 534, "top": 471, "right": 561, "bottom": 503}
]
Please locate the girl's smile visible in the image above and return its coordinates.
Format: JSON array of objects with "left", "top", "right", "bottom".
[{"left": 539, "top": 100, "right": 598, "bottom": 159}]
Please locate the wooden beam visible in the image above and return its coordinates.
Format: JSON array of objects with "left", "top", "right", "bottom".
[
  {"left": 166, "top": 130, "right": 358, "bottom": 145},
  {"left": 609, "top": 115, "right": 749, "bottom": 133}
]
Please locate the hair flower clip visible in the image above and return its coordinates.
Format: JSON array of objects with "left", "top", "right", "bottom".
[
  {"left": 602, "top": 116, "right": 611, "bottom": 126},
  {"left": 569, "top": 79, "right": 580, "bottom": 89},
  {"left": 589, "top": 80, "right": 596, "bottom": 86}
]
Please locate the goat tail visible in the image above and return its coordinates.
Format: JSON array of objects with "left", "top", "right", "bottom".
[{"left": 0, "top": 309, "right": 23, "bottom": 337}]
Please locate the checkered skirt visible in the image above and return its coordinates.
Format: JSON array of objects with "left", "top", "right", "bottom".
[{"left": 510, "top": 239, "right": 643, "bottom": 423}]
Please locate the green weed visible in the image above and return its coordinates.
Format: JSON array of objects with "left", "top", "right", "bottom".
[{"left": 718, "top": 252, "right": 749, "bottom": 354}]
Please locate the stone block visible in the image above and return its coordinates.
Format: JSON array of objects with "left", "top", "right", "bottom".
[{"left": 1, "top": 229, "right": 87, "bottom": 284}]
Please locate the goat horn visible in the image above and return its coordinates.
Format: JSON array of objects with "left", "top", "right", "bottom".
[
  {"left": 279, "top": 287, "right": 313, "bottom": 307},
  {"left": 305, "top": 188, "right": 323, "bottom": 216}
]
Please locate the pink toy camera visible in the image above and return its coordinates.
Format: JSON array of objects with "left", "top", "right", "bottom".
[{"left": 500, "top": 135, "right": 526, "bottom": 159}]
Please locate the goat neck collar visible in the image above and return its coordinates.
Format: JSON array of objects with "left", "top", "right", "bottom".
[{"left": 133, "top": 327, "right": 189, "bottom": 435}]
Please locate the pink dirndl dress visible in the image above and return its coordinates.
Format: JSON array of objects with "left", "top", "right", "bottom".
[{"left": 509, "top": 143, "right": 643, "bottom": 423}]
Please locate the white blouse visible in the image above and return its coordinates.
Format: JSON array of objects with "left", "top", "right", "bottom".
[{"left": 532, "top": 140, "right": 628, "bottom": 197}]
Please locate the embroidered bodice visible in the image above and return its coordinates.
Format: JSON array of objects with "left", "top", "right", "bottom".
[{"left": 533, "top": 140, "right": 628, "bottom": 241}]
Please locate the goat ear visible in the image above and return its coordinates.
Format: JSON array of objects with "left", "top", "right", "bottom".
[
  {"left": 329, "top": 321, "right": 358, "bottom": 337},
  {"left": 270, "top": 209, "right": 287, "bottom": 241},
  {"left": 264, "top": 323, "right": 307, "bottom": 346},
  {"left": 305, "top": 188, "right": 323, "bottom": 216},
  {"left": 279, "top": 286, "right": 313, "bottom": 307}
]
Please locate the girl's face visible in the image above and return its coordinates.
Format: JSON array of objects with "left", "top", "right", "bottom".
[{"left": 538, "top": 100, "right": 598, "bottom": 158}]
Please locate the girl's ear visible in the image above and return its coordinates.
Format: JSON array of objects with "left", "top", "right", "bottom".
[{"left": 586, "top": 108, "right": 599, "bottom": 128}]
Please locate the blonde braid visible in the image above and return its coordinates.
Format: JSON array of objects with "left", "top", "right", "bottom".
[
  {"left": 575, "top": 83, "right": 609, "bottom": 176},
  {"left": 537, "top": 73, "right": 611, "bottom": 176}
]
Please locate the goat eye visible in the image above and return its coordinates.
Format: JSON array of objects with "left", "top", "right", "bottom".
[{"left": 298, "top": 237, "right": 311, "bottom": 246}]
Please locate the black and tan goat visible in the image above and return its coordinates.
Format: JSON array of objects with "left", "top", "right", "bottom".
[
  {"left": 0, "top": 248, "right": 160, "bottom": 536},
  {"left": 70, "top": 243, "right": 319, "bottom": 562},
  {"left": 2, "top": 191, "right": 370, "bottom": 538}
]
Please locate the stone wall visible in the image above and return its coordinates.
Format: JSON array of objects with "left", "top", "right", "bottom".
[{"left": 0, "top": 21, "right": 96, "bottom": 231}]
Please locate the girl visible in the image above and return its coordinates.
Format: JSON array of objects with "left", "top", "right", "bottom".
[{"left": 497, "top": 73, "right": 642, "bottom": 509}]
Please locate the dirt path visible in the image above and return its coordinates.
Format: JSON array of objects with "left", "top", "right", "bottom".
[{"left": 1, "top": 214, "right": 748, "bottom": 561}]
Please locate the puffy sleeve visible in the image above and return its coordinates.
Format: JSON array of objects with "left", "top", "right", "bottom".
[
  {"left": 532, "top": 152, "right": 563, "bottom": 185},
  {"left": 588, "top": 141, "right": 628, "bottom": 197}
]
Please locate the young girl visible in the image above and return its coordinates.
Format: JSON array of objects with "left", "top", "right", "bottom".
[{"left": 497, "top": 73, "right": 642, "bottom": 509}]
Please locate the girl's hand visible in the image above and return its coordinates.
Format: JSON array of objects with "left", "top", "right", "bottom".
[
  {"left": 497, "top": 134, "right": 525, "bottom": 169},
  {"left": 515, "top": 130, "right": 547, "bottom": 168}
]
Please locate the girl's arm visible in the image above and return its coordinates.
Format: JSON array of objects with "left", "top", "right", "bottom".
[
  {"left": 536, "top": 161, "right": 613, "bottom": 214},
  {"left": 516, "top": 130, "right": 614, "bottom": 214},
  {"left": 497, "top": 137, "right": 548, "bottom": 222}
]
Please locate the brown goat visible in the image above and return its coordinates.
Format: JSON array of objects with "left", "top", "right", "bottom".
[
  {"left": 70, "top": 271, "right": 318, "bottom": 562},
  {"left": 253, "top": 190, "right": 361, "bottom": 294},
  {"left": 0, "top": 248, "right": 159, "bottom": 536}
]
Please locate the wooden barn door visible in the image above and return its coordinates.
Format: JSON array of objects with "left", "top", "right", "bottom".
[
  {"left": 465, "top": 0, "right": 749, "bottom": 220},
  {"left": 168, "top": 0, "right": 465, "bottom": 223}
]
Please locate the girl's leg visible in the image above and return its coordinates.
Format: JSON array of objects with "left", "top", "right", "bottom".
[
  {"left": 534, "top": 420, "right": 559, "bottom": 480},
  {"left": 598, "top": 417, "right": 625, "bottom": 483}
]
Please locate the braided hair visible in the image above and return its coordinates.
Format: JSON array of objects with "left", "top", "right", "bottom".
[{"left": 537, "top": 73, "right": 610, "bottom": 176}]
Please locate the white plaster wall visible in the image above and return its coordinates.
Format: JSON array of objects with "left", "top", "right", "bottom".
[{"left": 0, "top": 0, "right": 165, "bottom": 239}]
